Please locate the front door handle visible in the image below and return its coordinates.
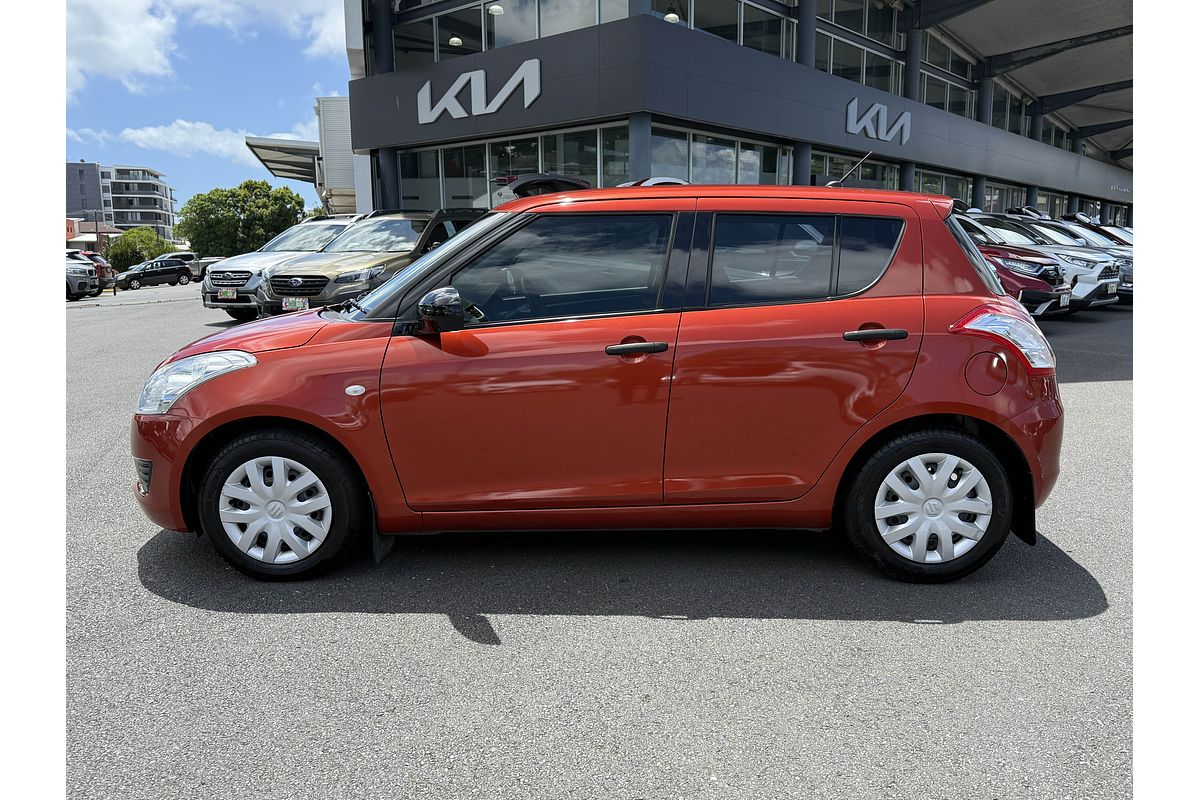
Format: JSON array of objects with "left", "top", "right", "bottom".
[
  {"left": 605, "top": 341, "right": 669, "bottom": 356},
  {"left": 843, "top": 328, "right": 909, "bottom": 342}
]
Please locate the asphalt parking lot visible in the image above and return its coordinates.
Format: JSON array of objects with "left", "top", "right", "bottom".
[{"left": 66, "top": 284, "right": 1131, "bottom": 799}]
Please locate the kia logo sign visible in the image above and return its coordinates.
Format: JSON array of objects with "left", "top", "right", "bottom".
[
  {"left": 417, "top": 59, "right": 542, "bottom": 124},
  {"left": 846, "top": 98, "right": 911, "bottom": 146}
]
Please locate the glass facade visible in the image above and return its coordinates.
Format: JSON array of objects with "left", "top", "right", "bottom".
[
  {"left": 983, "top": 181, "right": 1026, "bottom": 213},
  {"left": 651, "top": 125, "right": 792, "bottom": 184},
  {"left": 398, "top": 124, "right": 631, "bottom": 210},
  {"left": 812, "top": 151, "right": 899, "bottom": 190},
  {"left": 915, "top": 169, "right": 973, "bottom": 202},
  {"left": 1035, "top": 190, "right": 1069, "bottom": 220},
  {"left": 381, "top": 3, "right": 1112, "bottom": 212}
]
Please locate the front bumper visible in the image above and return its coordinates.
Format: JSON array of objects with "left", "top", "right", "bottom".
[
  {"left": 1070, "top": 278, "right": 1120, "bottom": 309},
  {"left": 131, "top": 413, "right": 198, "bottom": 532},
  {"left": 259, "top": 280, "right": 376, "bottom": 314},
  {"left": 1020, "top": 286, "right": 1072, "bottom": 317},
  {"left": 70, "top": 276, "right": 99, "bottom": 294},
  {"left": 202, "top": 275, "right": 263, "bottom": 311}
]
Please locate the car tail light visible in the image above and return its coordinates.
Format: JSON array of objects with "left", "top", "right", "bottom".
[{"left": 949, "top": 303, "right": 1056, "bottom": 376}]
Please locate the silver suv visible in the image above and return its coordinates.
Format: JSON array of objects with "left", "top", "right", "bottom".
[{"left": 200, "top": 216, "right": 357, "bottom": 321}]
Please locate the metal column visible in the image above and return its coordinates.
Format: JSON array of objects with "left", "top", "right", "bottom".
[
  {"left": 900, "top": 29, "right": 923, "bottom": 192},
  {"left": 371, "top": 0, "right": 399, "bottom": 210},
  {"left": 628, "top": 112, "right": 652, "bottom": 182}
]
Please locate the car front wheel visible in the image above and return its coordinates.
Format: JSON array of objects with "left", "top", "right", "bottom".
[
  {"left": 224, "top": 308, "right": 258, "bottom": 322},
  {"left": 198, "top": 429, "right": 367, "bottom": 579},
  {"left": 128, "top": 279, "right": 141, "bottom": 289},
  {"left": 842, "top": 429, "right": 1012, "bottom": 583}
]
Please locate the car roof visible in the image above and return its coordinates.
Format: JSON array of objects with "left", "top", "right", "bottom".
[{"left": 494, "top": 185, "right": 954, "bottom": 217}]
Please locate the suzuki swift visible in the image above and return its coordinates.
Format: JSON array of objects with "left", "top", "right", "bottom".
[{"left": 132, "top": 186, "right": 1063, "bottom": 583}]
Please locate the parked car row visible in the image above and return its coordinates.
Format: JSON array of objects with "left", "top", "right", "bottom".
[
  {"left": 199, "top": 210, "right": 485, "bottom": 321},
  {"left": 953, "top": 208, "right": 1132, "bottom": 318}
]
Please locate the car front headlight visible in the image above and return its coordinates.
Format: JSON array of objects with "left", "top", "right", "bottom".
[
  {"left": 67, "top": 267, "right": 88, "bottom": 275},
  {"left": 995, "top": 258, "right": 1043, "bottom": 276},
  {"left": 334, "top": 266, "right": 385, "bottom": 284},
  {"left": 136, "top": 351, "right": 256, "bottom": 415},
  {"left": 1056, "top": 253, "right": 1098, "bottom": 268}
]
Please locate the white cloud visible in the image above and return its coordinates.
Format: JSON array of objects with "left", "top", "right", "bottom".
[
  {"left": 66, "top": 0, "right": 176, "bottom": 100},
  {"left": 66, "top": 0, "right": 346, "bottom": 101},
  {"left": 66, "top": 128, "right": 113, "bottom": 147},
  {"left": 118, "top": 116, "right": 319, "bottom": 167}
]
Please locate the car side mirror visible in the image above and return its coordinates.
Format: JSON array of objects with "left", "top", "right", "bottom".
[{"left": 416, "top": 286, "right": 465, "bottom": 333}]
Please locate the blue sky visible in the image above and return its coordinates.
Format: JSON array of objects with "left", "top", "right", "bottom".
[{"left": 66, "top": 0, "right": 349, "bottom": 210}]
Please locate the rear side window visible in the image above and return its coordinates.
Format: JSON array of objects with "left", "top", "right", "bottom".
[
  {"left": 453, "top": 214, "right": 673, "bottom": 324},
  {"left": 837, "top": 217, "right": 904, "bottom": 295},
  {"left": 946, "top": 217, "right": 1004, "bottom": 296},
  {"left": 709, "top": 215, "right": 835, "bottom": 306},
  {"left": 707, "top": 213, "right": 903, "bottom": 307}
]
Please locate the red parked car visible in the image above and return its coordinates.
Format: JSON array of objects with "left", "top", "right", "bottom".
[
  {"left": 977, "top": 243, "right": 1072, "bottom": 318},
  {"left": 132, "top": 186, "right": 1062, "bottom": 582}
]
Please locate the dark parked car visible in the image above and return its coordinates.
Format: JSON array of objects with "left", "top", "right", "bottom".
[{"left": 116, "top": 259, "right": 193, "bottom": 290}]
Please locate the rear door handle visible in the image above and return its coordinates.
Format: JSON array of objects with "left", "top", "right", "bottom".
[
  {"left": 843, "top": 328, "right": 909, "bottom": 342},
  {"left": 605, "top": 341, "right": 669, "bottom": 356}
]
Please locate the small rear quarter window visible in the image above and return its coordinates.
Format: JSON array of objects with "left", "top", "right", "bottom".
[{"left": 836, "top": 217, "right": 904, "bottom": 295}]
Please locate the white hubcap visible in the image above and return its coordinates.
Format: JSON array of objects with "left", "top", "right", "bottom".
[
  {"left": 873, "top": 453, "right": 992, "bottom": 564},
  {"left": 218, "top": 456, "right": 333, "bottom": 564}
]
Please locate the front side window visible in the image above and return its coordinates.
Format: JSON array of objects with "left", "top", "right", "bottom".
[
  {"left": 709, "top": 214, "right": 836, "bottom": 306},
  {"left": 325, "top": 219, "right": 426, "bottom": 253},
  {"left": 259, "top": 223, "right": 350, "bottom": 252},
  {"left": 452, "top": 214, "right": 673, "bottom": 324}
]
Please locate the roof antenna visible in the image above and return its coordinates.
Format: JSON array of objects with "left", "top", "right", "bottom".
[{"left": 825, "top": 151, "right": 874, "bottom": 187}]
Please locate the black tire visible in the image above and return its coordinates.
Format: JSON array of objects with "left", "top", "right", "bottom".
[
  {"left": 198, "top": 428, "right": 368, "bottom": 579},
  {"left": 89, "top": 289, "right": 102, "bottom": 297},
  {"left": 842, "top": 428, "right": 1013, "bottom": 583},
  {"left": 178, "top": 274, "right": 191, "bottom": 285},
  {"left": 129, "top": 279, "right": 141, "bottom": 290},
  {"left": 224, "top": 307, "right": 259, "bottom": 322}
]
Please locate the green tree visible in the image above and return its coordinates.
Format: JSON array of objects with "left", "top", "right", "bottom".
[
  {"left": 174, "top": 180, "right": 306, "bottom": 258},
  {"left": 105, "top": 227, "right": 175, "bottom": 271}
]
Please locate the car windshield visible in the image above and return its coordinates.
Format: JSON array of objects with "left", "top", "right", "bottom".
[
  {"left": 259, "top": 222, "right": 350, "bottom": 252},
  {"left": 324, "top": 218, "right": 426, "bottom": 253},
  {"left": 340, "top": 213, "right": 510, "bottom": 320},
  {"left": 1060, "top": 221, "right": 1125, "bottom": 247},
  {"left": 1022, "top": 221, "right": 1084, "bottom": 246},
  {"left": 976, "top": 218, "right": 1041, "bottom": 246},
  {"left": 1102, "top": 226, "right": 1133, "bottom": 245}
]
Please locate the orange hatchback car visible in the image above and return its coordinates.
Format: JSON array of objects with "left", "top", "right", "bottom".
[{"left": 132, "top": 186, "right": 1062, "bottom": 582}]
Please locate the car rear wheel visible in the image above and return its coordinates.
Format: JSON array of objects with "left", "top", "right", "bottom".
[
  {"left": 842, "top": 429, "right": 1012, "bottom": 582},
  {"left": 198, "top": 429, "right": 367, "bottom": 579},
  {"left": 178, "top": 274, "right": 191, "bottom": 285},
  {"left": 224, "top": 308, "right": 259, "bottom": 322}
]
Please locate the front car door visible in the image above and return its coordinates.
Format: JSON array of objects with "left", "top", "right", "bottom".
[
  {"left": 663, "top": 197, "right": 924, "bottom": 503},
  {"left": 379, "top": 201, "right": 694, "bottom": 511}
]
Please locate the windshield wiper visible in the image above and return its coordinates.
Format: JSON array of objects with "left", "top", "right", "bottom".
[{"left": 329, "top": 297, "right": 367, "bottom": 315}]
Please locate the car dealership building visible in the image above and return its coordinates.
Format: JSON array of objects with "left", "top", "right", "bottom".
[{"left": 344, "top": 0, "right": 1132, "bottom": 222}]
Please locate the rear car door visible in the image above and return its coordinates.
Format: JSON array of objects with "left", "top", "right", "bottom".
[
  {"left": 663, "top": 198, "right": 924, "bottom": 503},
  {"left": 379, "top": 201, "right": 695, "bottom": 511}
]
